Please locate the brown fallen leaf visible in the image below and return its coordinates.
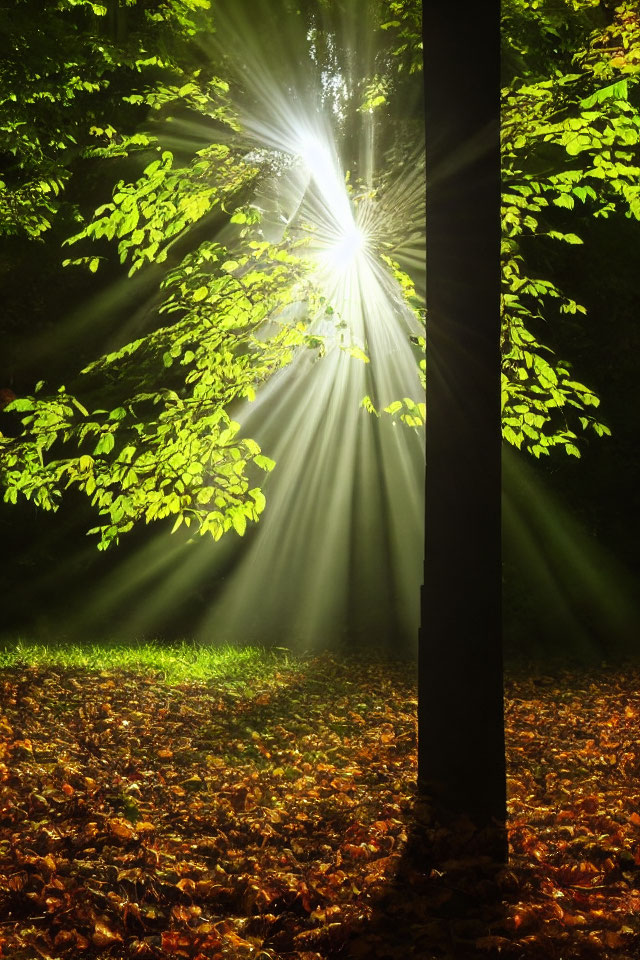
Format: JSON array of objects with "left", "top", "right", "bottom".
[
  {"left": 107, "top": 816, "right": 136, "bottom": 840},
  {"left": 92, "top": 919, "right": 123, "bottom": 947}
]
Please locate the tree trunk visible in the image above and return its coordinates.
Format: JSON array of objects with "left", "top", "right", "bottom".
[
  {"left": 419, "top": 1, "right": 505, "bottom": 852},
  {"left": 106, "top": 0, "right": 127, "bottom": 43}
]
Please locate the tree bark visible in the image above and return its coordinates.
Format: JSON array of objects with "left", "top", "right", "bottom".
[{"left": 419, "top": 2, "right": 505, "bottom": 850}]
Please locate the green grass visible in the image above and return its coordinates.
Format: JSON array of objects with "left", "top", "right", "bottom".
[{"left": 0, "top": 638, "right": 296, "bottom": 685}]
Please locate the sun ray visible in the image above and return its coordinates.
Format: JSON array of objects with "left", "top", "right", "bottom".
[{"left": 60, "top": 1, "right": 426, "bottom": 652}]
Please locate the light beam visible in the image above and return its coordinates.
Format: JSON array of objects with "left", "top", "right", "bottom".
[{"left": 65, "top": 3, "right": 427, "bottom": 653}]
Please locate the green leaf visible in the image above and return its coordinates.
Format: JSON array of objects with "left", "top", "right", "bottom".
[
  {"left": 254, "top": 454, "right": 276, "bottom": 472},
  {"left": 6, "top": 398, "right": 36, "bottom": 412},
  {"left": 193, "top": 286, "right": 209, "bottom": 301},
  {"left": 360, "top": 395, "right": 379, "bottom": 415},
  {"left": 552, "top": 193, "right": 574, "bottom": 210},
  {"left": 243, "top": 438, "right": 260, "bottom": 455},
  {"left": 249, "top": 487, "right": 266, "bottom": 513},
  {"left": 547, "top": 230, "right": 583, "bottom": 244},
  {"left": 94, "top": 432, "right": 115, "bottom": 455},
  {"left": 346, "top": 346, "right": 370, "bottom": 363},
  {"left": 231, "top": 511, "right": 246, "bottom": 536},
  {"left": 580, "top": 79, "right": 628, "bottom": 109}
]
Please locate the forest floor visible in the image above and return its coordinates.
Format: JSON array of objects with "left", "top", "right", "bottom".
[{"left": 1, "top": 645, "right": 640, "bottom": 959}]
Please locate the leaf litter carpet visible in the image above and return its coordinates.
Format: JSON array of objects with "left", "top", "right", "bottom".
[{"left": 2, "top": 655, "right": 640, "bottom": 958}]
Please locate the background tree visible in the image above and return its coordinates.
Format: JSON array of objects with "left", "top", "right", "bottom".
[
  {"left": 0, "top": 0, "right": 324, "bottom": 549},
  {"left": 501, "top": 0, "right": 640, "bottom": 458},
  {"left": 1, "top": 0, "right": 427, "bottom": 553}
]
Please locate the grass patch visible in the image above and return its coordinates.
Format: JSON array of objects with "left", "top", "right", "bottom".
[{"left": 0, "top": 638, "right": 295, "bottom": 686}]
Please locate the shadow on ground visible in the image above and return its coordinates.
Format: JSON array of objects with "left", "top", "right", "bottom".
[{"left": 331, "top": 800, "right": 510, "bottom": 960}]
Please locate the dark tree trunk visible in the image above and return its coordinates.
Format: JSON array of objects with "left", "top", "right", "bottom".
[
  {"left": 419, "top": 2, "right": 505, "bottom": 851},
  {"left": 107, "top": 0, "right": 127, "bottom": 43}
]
